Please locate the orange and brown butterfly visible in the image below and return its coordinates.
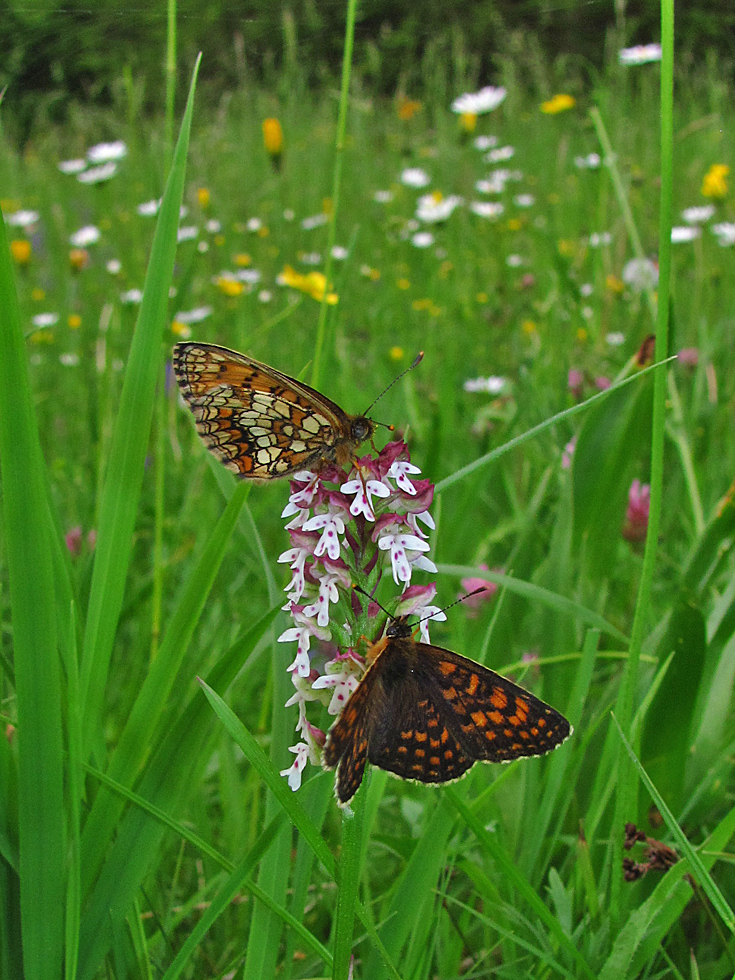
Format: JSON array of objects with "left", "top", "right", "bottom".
[
  {"left": 323, "top": 616, "right": 572, "bottom": 806},
  {"left": 172, "top": 343, "right": 377, "bottom": 479}
]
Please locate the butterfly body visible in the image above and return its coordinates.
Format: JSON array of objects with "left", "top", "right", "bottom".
[
  {"left": 323, "top": 618, "right": 571, "bottom": 806},
  {"left": 172, "top": 343, "right": 375, "bottom": 479}
]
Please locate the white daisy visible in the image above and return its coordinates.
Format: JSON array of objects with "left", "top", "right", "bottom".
[
  {"left": 451, "top": 86, "right": 507, "bottom": 115},
  {"left": 400, "top": 167, "right": 431, "bottom": 188},
  {"left": 87, "top": 140, "right": 128, "bottom": 163}
]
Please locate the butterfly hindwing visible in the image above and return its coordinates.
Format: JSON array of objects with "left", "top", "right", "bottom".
[
  {"left": 408, "top": 642, "right": 572, "bottom": 763},
  {"left": 323, "top": 620, "right": 572, "bottom": 806},
  {"left": 322, "top": 666, "right": 377, "bottom": 805},
  {"left": 364, "top": 638, "right": 476, "bottom": 784},
  {"left": 172, "top": 343, "right": 374, "bottom": 478}
]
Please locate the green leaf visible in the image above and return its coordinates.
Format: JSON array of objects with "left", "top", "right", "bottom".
[
  {"left": 615, "top": 717, "right": 735, "bottom": 935},
  {"left": 437, "top": 564, "right": 628, "bottom": 643},
  {"left": 0, "top": 206, "right": 65, "bottom": 977},
  {"left": 79, "top": 55, "right": 201, "bottom": 755},
  {"left": 79, "top": 479, "right": 248, "bottom": 898},
  {"left": 572, "top": 373, "right": 653, "bottom": 578},
  {"left": 640, "top": 601, "right": 706, "bottom": 813},
  {"left": 75, "top": 604, "right": 279, "bottom": 980}
]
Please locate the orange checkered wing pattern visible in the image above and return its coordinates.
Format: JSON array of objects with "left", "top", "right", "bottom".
[
  {"left": 172, "top": 343, "right": 375, "bottom": 479},
  {"left": 323, "top": 618, "right": 571, "bottom": 806}
]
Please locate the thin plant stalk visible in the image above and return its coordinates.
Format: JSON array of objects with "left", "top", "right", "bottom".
[
  {"left": 311, "top": 0, "right": 359, "bottom": 390},
  {"left": 610, "top": 0, "right": 675, "bottom": 925},
  {"left": 164, "top": 0, "right": 177, "bottom": 166}
]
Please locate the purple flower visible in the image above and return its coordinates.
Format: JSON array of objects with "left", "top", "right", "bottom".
[
  {"left": 65, "top": 525, "right": 83, "bottom": 556},
  {"left": 622, "top": 479, "right": 651, "bottom": 543},
  {"left": 677, "top": 347, "right": 699, "bottom": 367},
  {"left": 568, "top": 369, "right": 584, "bottom": 399},
  {"left": 459, "top": 564, "right": 499, "bottom": 612}
]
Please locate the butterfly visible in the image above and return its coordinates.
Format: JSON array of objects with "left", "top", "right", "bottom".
[
  {"left": 172, "top": 343, "right": 376, "bottom": 479},
  {"left": 323, "top": 617, "right": 572, "bottom": 806}
]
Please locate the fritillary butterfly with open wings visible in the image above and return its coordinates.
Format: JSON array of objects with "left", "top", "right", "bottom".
[
  {"left": 323, "top": 617, "right": 572, "bottom": 806},
  {"left": 172, "top": 343, "right": 376, "bottom": 479}
]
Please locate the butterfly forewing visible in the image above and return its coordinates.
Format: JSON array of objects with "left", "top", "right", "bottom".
[
  {"left": 323, "top": 619, "right": 571, "bottom": 806},
  {"left": 172, "top": 343, "right": 374, "bottom": 479}
]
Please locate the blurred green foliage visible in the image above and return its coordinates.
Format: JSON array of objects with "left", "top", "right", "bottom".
[{"left": 3, "top": 0, "right": 735, "bottom": 143}]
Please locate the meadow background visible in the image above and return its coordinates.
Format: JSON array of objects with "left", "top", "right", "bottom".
[{"left": 2, "top": 0, "right": 735, "bottom": 977}]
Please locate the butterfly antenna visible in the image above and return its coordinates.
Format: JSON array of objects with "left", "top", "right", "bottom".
[
  {"left": 414, "top": 587, "right": 487, "bottom": 629},
  {"left": 353, "top": 583, "right": 487, "bottom": 631},
  {"left": 362, "top": 351, "right": 424, "bottom": 417},
  {"left": 352, "top": 583, "right": 395, "bottom": 620}
]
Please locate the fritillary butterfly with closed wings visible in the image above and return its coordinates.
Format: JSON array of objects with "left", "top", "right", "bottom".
[
  {"left": 323, "top": 616, "right": 572, "bottom": 806},
  {"left": 172, "top": 342, "right": 387, "bottom": 479}
]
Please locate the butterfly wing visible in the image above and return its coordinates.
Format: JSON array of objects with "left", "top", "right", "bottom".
[
  {"left": 322, "top": 667, "right": 378, "bottom": 805},
  {"left": 323, "top": 634, "right": 571, "bottom": 805},
  {"left": 409, "top": 642, "right": 572, "bottom": 764},
  {"left": 365, "top": 639, "right": 477, "bottom": 784},
  {"left": 172, "top": 343, "right": 370, "bottom": 478}
]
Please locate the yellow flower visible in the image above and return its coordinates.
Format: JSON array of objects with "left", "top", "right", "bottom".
[
  {"left": 280, "top": 265, "right": 337, "bottom": 304},
  {"left": 214, "top": 234, "right": 225, "bottom": 247},
  {"left": 30, "top": 330, "right": 53, "bottom": 345},
  {"left": 522, "top": 319, "right": 537, "bottom": 334},
  {"left": 577, "top": 327, "right": 587, "bottom": 342},
  {"left": 235, "top": 253, "right": 252, "bottom": 267},
  {"left": 476, "top": 292, "right": 489, "bottom": 304},
  {"left": 541, "top": 94, "right": 576, "bottom": 115},
  {"left": 10, "top": 239, "right": 32, "bottom": 264},
  {"left": 216, "top": 276, "right": 245, "bottom": 297},
  {"left": 460, "top": 112, "right": 477, "bottom": 133},
  {"left": 507, "top": 218, "right": 522, "bottom": 231},
  {"left": 557, "top": 239, "right": 576, "bottom": 257},
  {"left": 397, "top": 97, "right": 422, "bottom": 121},
  {"left": 389, "top": 346, "right": 404, "bottom": 361},
  {"left": 197, "top": 187, "right": 210, "bottom": 208},
  {"left": 257, "top": 226, "right": 269, "bottom": 237},
  {"left": 606, "top": 274, "right": 625, "bottom": 294},
  {"left": 397, "top": 278, "right": 411, "bottom": 290},
  {"left": 31, "top": 288, "right": 45, "bottom": 301},
  {"left": 702, "top": 163, "right": 729, "bottom": 199},
  {"left": 262, "top": 118, "right": 284, "bottom": 158},
  {"left": 322, "top": 197, "right": 333, "bottom": 215},
  {"left": 68, "top": 314, "right": 82, "bottom": 329},
  {"left": 69, "top": 248, "right": 90, "bottom": 271},
  {"left": 171, "top": 320, "right": 192, "bottom": 338},
  {"left": 412, "top": 298, "right": 432, "bottom": 311}
]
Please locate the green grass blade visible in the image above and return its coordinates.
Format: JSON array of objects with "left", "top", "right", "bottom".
[
  {"left": 445, "top": 787, "right": 597, "bottom": 980},
  {"left": 199, "top": 680, "right": 403, "bottom": 980},
  {"left": 80, "top": 480, "right": 248, "bottom": 897},
  {"left": 199, "top": 679, "right": 335, "bottom": 875},
  {"left": 160, "top": 815, "right": 332, "bottom": 979},
  {"left": 0, "top": 209, "right": 65, "bottom": 978},
  {"left": 76, "top": 605, "right": 278, "bottom": 980},
  {"left": 602, "top": 801, "right": 735, "bottom": 979},
  {"left": 614, "top": 717, "right": 735, "bottom": 935},
  {"left": 364, "top": 797, "right": 457, "bottom": 980},
  {"left": 332, "top": 788, "right": 366, "bottom": 980},
  {"left": 435, "top": 359, "right": 674, "bottom": 495},
  {"left": 610, "top": 0, "right": 675, "bottom": 926},
  {"left": 437, "top": 564, "right": 628, "bottom": 643},
  {"left": 522, "top": 629, "right": 599, "bottom": 882},
  {"left": 84, "top": 762, "right": 238, "bottom": 871},
  {"left": 64, "top": 603, "right": 82, "bottom": 980},
  {"left": 79, "top": 55, "right": 201, "bottom": 755}
]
